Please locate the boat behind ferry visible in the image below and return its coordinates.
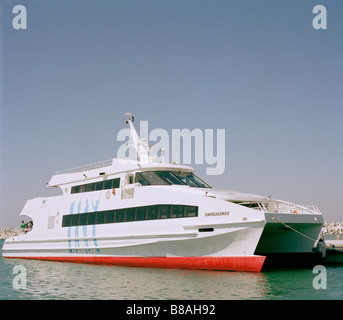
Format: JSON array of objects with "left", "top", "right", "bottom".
[{"left": 2, "top": 114, "right": 323, "bottom": 271}]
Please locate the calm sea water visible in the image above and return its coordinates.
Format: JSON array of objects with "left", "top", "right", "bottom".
[{"left": 1, "top": 239, "right": 342, "bottom": 300}]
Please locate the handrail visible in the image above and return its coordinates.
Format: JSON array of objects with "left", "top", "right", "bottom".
[
  {"left": 240, "top": 199, "right": 322, "bottom": 215},
  {"left": 272, "top": 199, "right": 322, "bottom": 215},
  {"left": 55, "top": 159, "right": 113, "bottom": 175}
]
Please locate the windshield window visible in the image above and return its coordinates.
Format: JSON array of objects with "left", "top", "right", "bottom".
[
  {"left": 135, "top": 172, "right": 150, "bottom": 186},
  {"left": 138, "top": 171, "right": 169, "bottom": 185},
  {"left": 156, "top": 171, "right": 184, "bottom": 185},
  {"left": 184, "top": 173, "right": 211, "bottom": 188},
  {"left": 172, "top": 172, "right": 198, "bottom": 187},
  {"left": 135, "top": 170, "right": 211, "bottom": 188}
]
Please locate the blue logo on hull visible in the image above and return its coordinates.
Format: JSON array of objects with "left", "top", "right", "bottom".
[{"left": 67, "top": 195, "right": 101, "bottom": 254}]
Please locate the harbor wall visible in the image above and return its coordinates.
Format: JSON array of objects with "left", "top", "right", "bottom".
[
  {"left": 0, "top": 228, "right": 24, "bottom": 239},
  {"left": 322, "top": 221, "right": 343, "bottom": 235}
]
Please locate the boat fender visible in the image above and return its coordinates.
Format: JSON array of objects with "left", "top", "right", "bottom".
[
  {"left": 316, "top": 238, "right": 326, "bottom": 258},
  {"left": 112, "top": 188, "right": 116, "bottom": 195}
]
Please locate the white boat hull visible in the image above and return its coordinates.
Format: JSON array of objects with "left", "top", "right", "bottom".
[{"left": 3, "top": 220, "right": 266, "bottom": 272}]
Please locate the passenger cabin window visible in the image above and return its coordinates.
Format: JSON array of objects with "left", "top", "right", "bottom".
[
  {"left": 135, "top": 171, "right": 211, "bottom": 188},
  {"left": 62, "top": 204, "right": 198, "bottom": 227},
  {"left": 71, "top": 178, "right": 120, "bottom": 194}
]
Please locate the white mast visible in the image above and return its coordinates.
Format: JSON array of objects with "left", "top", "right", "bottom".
[{"left": 125, "top": 113, "right": 150, "bottom": 163}]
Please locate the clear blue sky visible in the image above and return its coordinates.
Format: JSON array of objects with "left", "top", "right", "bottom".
[{"left": 1, "top": 0, "right": 342, "bottom": 227}]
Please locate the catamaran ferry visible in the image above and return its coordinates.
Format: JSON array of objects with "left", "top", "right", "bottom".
[{"left": 2, "top": 114, "right": 323, "bottom": 271}]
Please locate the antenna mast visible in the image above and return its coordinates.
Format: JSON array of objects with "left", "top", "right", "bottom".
[{"left": 125, "top": 113, "right": 149, "bottom": 163}]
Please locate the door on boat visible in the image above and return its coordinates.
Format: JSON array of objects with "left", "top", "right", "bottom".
[{"left": 122, "top": 173, "right": 135, "bottom": 199}]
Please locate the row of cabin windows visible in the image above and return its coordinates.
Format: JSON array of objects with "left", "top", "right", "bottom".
[
  {"left": 62, "top": 204, "right": 198, "bottom": 227},
  {"left": 71, "top": 178, "right": 120, "bottom": 194}
]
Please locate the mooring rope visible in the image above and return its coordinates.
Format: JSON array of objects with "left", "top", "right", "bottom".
[{"left": 271, "top": 216, "right": 343, "bottom": 254}]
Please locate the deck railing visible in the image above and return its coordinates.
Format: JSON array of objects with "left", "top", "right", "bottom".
[
  {"left": 55, "top": 159, "right": 113, "bottom": 175},
  {"left": 270, "top": 200, "right": 321, "bottom": 215},
  {"left": 275, "top": 200, "right": 321, "bottom": 214},
  {"left": 241, "top": 200, "right": 321, "bottom": 215}
]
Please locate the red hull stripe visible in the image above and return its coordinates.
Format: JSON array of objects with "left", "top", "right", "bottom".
[{"left": 5, "top": 256, "right": 266, "bottom": 272}]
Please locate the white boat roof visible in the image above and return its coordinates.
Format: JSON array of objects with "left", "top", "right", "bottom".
[{"left": 48, "top": 158, "right": 195, "bottom": 187}]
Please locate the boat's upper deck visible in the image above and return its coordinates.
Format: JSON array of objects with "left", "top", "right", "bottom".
[{"left": 48, "top": 158, "right": 196, "bottom": 188}]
